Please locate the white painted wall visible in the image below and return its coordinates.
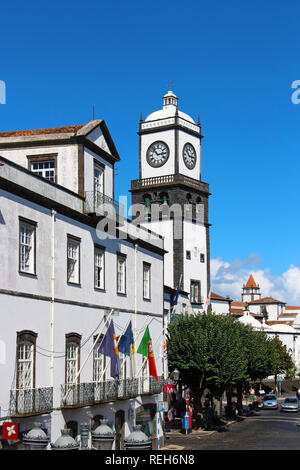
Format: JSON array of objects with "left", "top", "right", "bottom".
[
  {"left": 183, "top": 221, "right": 207, "bottom": 298},
  {"left": 141, "top": 130, "right": 175, "bottom": 179}
]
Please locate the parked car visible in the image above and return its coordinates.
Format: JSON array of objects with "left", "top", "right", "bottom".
[
  {"left": 281, "top": 397, "right": 300, "bottom": 412},
  {"left": 262, "top": 394, "right": 278, "bottom": 410}
]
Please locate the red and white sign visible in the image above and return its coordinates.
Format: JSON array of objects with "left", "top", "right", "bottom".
[
  {"left": 164, "top": 384, "right": 174, "bottom": 394},
  {"left": 2, "top": 422, "right": 19, "bottom": 440},
  {"left": 186, "top": 394, "right": 190, "bottom": 405}
]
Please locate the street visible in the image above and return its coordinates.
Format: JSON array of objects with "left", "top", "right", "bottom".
[{"left": 164, "top": 406, "right": 300, "bottom": 450}]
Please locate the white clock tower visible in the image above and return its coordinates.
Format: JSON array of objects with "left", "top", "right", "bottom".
[{"left": 131, "top": 91, "right": 211, "bottom": 311}]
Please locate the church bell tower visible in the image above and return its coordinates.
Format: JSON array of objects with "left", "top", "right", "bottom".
[{"left": 130, "top": 91, "right": 211, "bottom": 311}]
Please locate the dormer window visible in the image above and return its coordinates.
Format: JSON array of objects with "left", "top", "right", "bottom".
[{"left": 27, "top": 154, "right": 57, "bottom": 183}]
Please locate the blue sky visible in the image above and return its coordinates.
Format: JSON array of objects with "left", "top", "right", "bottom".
[{"left": 1, "top": 0, "right": 300, "bottom": 302}]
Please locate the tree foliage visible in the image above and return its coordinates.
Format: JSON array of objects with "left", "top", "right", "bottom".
[{"left": 167, "top": 313, "right": 295, "bottom": 406}]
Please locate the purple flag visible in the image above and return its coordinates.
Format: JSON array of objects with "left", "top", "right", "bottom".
[{"left": 98, "top": 320, "right": 121, "bottom": 383}]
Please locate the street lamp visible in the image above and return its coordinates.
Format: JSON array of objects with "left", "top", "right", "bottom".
[{"left": 173, "top": 369, "right": 180, "bottom": 384}]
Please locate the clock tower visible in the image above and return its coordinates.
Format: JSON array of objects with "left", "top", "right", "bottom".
[{"left": 131, "top": 91, "right": 211, "bottom": 311}]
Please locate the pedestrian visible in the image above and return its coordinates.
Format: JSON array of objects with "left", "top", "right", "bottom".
[{"left": 167, "top": 407, "right": 173, "bottom": 432}]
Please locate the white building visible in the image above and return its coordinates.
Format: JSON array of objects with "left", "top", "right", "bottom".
[
  {"left": 0, "top": 120, "right": 167, "bottom": 449},
  {"left": 233, "top": 275, "right": 300, "bottom": 371}
]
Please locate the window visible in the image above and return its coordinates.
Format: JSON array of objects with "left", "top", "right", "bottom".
[
  {"left": 143, "top": 194, "right": 152, "bottom": 215},
  {"left": 19, "top": 218, "right": 36, "bottom": 275},
  {"left": 93, "top": 336, "right": 105, "bottom": 383},
  {"left": 117, "top": 255, "right": 126, "bottom": 294},
  {"left": 200, "top": 253, "right": 205, "bottom": 263},
  {"left": 143, "top": 263, "right": 151, "bottom": 300},
  {"left": 190, "top": 280, "right": 201, "bottom": 304},
  {"left": 67, "top": 236, "right": 80, "bottom": 284},
  {"left": 16, "top": 331, "right": 37, "bottom": 391},
  {"left": 95, "top": 246, "right": 105, "bottom": 289},
  {"left": 94, "top": 163, "right": 104, "bottom": 195},
  {"left": 27, "top": 154, "right": 57, "bottom": 183},
  {"left": 186, "top": 250, "right": 191, "bottom": 260},
  {"left": 65, "top": 334, "right": 81, "bottom": 385}
]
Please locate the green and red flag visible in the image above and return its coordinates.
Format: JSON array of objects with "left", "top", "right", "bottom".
[{"left": 137, "top": 326, "right": 158, "bottom": 382}]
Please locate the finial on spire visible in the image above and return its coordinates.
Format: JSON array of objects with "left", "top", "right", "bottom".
[
  {"left": 140, "top": 112, "right": 143, "bottom": 123},
  {"left": 197, "top": 114, "right": 201, "bottom": 126}
]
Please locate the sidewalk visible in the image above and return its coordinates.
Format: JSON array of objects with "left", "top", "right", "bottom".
[{"left": 159, "top": 406, "right": 253, "bottom": 450}]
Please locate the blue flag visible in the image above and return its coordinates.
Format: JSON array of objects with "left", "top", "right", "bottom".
[
  {"left": 171, "top": 276, "right": 182, "bottom": 306},
  {"left": 98, "top": 320, "right": 121, "bottom": 383},
  {"left": 119, "top": 321, "right": 136, "bottom": 357}
]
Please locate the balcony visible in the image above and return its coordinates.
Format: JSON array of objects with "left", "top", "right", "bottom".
[
  {"left": 141, "top": 376, "right": 164, "bottom": 395},
  {"left": 61, "top": 379, "right": 141, "bottom": 408},
  {"left": 84, "top": 191, "right": 125, "bottom": 221},
  {"left": 131, "top": 174, "right": 210, "bottom": 194},
  {"left": 9, "top": 387, "right": 53, "bottom": 417},
  {"left": 61, "top": 383, "right": 95, "bottom": 408}
]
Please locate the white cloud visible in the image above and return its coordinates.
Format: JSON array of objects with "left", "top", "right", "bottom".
[{"left": 211, "top": 255, "right": 300, "bottom": 305}]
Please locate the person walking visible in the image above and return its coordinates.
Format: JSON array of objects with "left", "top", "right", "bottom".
[{"left": 166, "top": 407, "right": 174, "bottom": 433}]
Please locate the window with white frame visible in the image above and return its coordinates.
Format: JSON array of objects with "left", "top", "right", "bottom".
[
  {"left": 143, "top": 262, "right": 151, "bottom": 299},
  {"left": 95, "top": 246, "right": 105, "bottom": 289},
  {"left": 31, "top": 160, "right": 56, "bottom": 182},
  {"left": 67, "top": 237, "right": 80, "bottom": 284},
  {"left": 17, "top": 341, "right": 34, "bottom": 390},
  {"left": 66, "top": 342, "right": 79, "bottom": 385},
  {"left": 93, "top": 340, "right": 105, "bottom": 383},
  {"left": 190, "top": 280, "right": 201, "bottom": 304},
  {"left": 19, "top": 218, "right": 36, "bottom": 274},
  {"left": 117, "top": 255, "right": 126, "bottom": 294}
]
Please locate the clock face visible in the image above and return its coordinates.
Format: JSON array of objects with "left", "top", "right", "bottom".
[
  {"left": 183, "top": 143, "right": 197, "bottom": 169},
  {"left": 146, "top": 141, "right": 169, "bottom": 168}
]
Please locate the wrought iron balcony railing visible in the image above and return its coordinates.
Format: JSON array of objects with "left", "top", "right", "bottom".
[
  {"left": 140, "top": 376, "right": 164, "bottom": 395},
  {"left": 118, "top": 378, "right": 139, "bottom": 399},
  {"left": 9, "top": 387, "right": 53, "bottom": 416},
  {"left": 61, "top": 383, "right": 95, "bottom": 407},
  {"left": 84, "top": 191, "right": 125, "bottom": 220},
  {"left": 61, "top": 379, "right": 141, "bottom": 407}
]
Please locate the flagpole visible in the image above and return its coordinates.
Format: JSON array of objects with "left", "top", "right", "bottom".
[{"left": 62, "top": 309, "right": 114, "bottom": 403}]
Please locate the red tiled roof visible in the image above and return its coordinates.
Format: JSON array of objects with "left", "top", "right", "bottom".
[
  {"left": 285, "top": 306, "right": 300, "bottom": 310},
  {"left": 245, "top": 274, "right": 258, "bottom": 289},
  {"left": 0, "top": 124, "right": 85, "bottom": 137},
  {"left": 231, "top": 301, "right": 247, "bottom": 307},
  {"left": 267, "top": 321, "right": 294, "bottom": 326},
  {"left": 248, "top": 297, "right": 285, "bottom": 305},
  {"left": 211, "top": 292, "right": 231, "bottom": 301},
  {"left": 279, "top": 313, "right": 297, "bottom": 317}
]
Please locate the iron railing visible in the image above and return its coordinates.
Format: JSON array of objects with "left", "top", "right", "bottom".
[
  {"left": 140, "top": 376, "right": 164, "bottom": 395},
  {"left": 118, "top": 379, "right": 139, "bottom": 399},
  {"left": 61, "top": 383, "right": 95, "bottom": 407},
  {"left": 9, "top": 387, "right": 53, "bottom": 416},
  {"left": 84, "top": 191, "right": 124, "bottom": 220},
  {"left": 61, "top": 379, "right": 142, "bottom": 407}
]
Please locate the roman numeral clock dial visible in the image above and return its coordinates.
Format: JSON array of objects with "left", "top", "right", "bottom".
[
  {"left": 183, "top": 143, "right": 197, "bottom": 169},
  {"left": 146, "top": 141, "right": 169, "bottom": 168}
]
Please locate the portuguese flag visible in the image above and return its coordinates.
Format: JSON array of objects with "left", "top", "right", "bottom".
[{"left": 137, "top": 326, "right": 159, "bottom": 383}]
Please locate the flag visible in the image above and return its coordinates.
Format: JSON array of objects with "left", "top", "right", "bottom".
[
  {"left": 171, "top": 275, "right": 182, "bottom": 306},
  {"left": 118, "top": 321, "right": 135, "bottom": 356},
  {"left": 204, "top": 290, "right": 211, "bottom": 312},
  {"left": 98, "top": 320, "right": 121, "bottom": 383},
  {"left": 118, "top": 321, "right": 136, "bottom": 378},
  {"left": 3, "top": 422, "right": 19, "bottom": 440},
  {"left": 163, "top": 337, "right": 169, "bottom": 379},
  {"left": 137, "top": 326, "right": 159, "bottom": 382}
]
